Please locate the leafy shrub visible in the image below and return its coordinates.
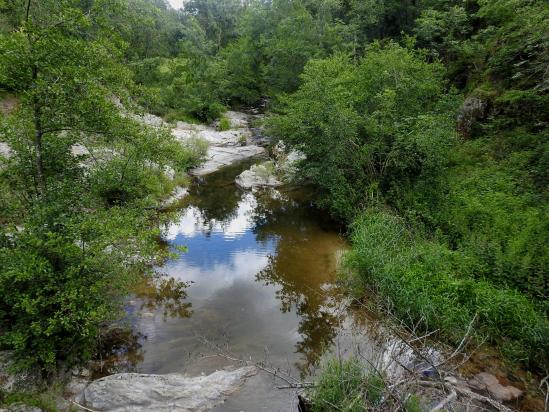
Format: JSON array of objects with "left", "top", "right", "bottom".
[
  {"left": 0, "top": 205, "right": 160, "bottom": 372},
  {"left": 268, "top": 43, "right": 459, "bottom": 221}
]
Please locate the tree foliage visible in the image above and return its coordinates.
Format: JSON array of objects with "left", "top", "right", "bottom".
[{"left": 0, "top": 0, "right": 201, "bottom": 372}]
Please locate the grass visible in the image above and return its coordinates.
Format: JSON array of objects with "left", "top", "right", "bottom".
[
  {"left": 308, "top": 356, "right": 423, "bottom": 411},
  {"left": 218, "top": 116, "right": 231, "bottom": 131},
  {"left": 309, "top": 357, "right": 370, "bottom": 412},
  {"left": 164, "top": 109, "right": 201, "bottom": 125},
  {"left": 343, "top": 210, "right": 549, "bottom": 370},
  {"left": 0, "top": 387, "right": 62, "bottom": 412}
]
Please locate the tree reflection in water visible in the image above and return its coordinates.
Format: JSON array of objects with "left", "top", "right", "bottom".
[
  {"left": 252, "top": 190, "right": 346, "bottom": 376},
  {"left": 92, "top": 327, "right": 145, "bottom": 378},
  {"left": 134, "top": 274, "right": 193, "bottom": 320},
  {"left": 256, "top": 256, "right": 342, "bottom": 376}
]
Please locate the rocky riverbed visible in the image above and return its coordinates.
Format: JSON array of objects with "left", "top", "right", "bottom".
[{"left": 172, "top": 111, "right": 267, "bottom": 177}]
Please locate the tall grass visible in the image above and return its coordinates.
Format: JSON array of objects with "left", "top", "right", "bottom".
[
  {"left": 344, "top": 210, "right": 549, "bottom": 370},
  {"left": 218, "top": 116, "right": 231, "bottom": 131}
]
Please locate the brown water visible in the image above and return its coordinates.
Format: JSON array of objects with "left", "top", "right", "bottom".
[{"left": 124, "top": 161, "right": 355, "bottom": 411}]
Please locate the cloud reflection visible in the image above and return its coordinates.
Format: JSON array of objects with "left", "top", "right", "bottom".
[{"left": 164, "top": 192, "right": 258, "bottom": 240}]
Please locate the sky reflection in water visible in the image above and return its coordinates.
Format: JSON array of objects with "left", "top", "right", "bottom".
[{"left": 132, "top": 163, "right": 348, "bottom": 391}]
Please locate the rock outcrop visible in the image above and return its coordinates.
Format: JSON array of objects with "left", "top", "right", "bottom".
[
  {"left": 0, "top": 352, "right": 40, "bottom": 393},
  {"left": 467, "top": 372, "right": 523, "bottom": 402},
  {"left": 160, "top": 187, "right": 188, "bottom": 209},
  {"left": 76, "top": 366, "right": 257, "bottom": 412},
  {"left": 457, "top": 96, "right": 488, "bottom": 138},
  {"left": 0, "top": 142, "right": 11, "bottom": 159}
]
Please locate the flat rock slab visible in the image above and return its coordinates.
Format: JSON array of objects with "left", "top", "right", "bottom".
[
  {"left": 173, "top": 128, "right": 250, "bottom": 147},
  {"left": 78, "top": 366, "right": 257, "bottom": 412},
  {"left": 190, "top": 146, "right": 266, "bottom": 176},
  {"left": 467, "top": 372, "right": 523, "bottom": 402},
  {"left": 0, "top": 142, "right": 11, "bottom": 158}
]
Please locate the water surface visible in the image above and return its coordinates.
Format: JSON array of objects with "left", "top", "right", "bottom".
[{"left": 128, "top": 161, "right": 351, "bottom": 410}]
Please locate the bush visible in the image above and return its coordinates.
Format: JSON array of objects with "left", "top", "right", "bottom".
[
  {"left": 0, "top": 205, "right": 160, "bottom": 372},
  {"left": 268, "top": 43, "right": 458, "bottom": 221}
]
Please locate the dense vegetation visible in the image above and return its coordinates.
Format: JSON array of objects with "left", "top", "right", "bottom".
[
  {"left": 0, "top": 0, "right": 205, "bottom": 373},
  {"left": 0, "top": 0, "right": 547, "bottom": 394},
  {"left": 265, "top": 0, "right": 549, "bottom": 372}
]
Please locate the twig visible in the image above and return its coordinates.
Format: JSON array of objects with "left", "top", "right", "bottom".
[
  {"left": 198, "top": 336, "right": 312, "bottom": 389},
  {"left": 429, "top": 390, "right": 457, "bottom": 411},
  {"left": 419, "top": 380, "right": 514, "bottom": 412},
  {"left": 409, "top": 329, "right": 439, "bottom": 344},
  {"left": 540, "top": 374, "right": 549, "bottom": 412},
  {"left": 436, "top": 314, "right": 477, "bottom": 368},
  {"left": 70, "top": 400, "right": 98, "bottom": 412}
]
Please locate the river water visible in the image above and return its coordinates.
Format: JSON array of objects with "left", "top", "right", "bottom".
[{"left": 119, "top": 160, "right": 377, "bottom": 411}]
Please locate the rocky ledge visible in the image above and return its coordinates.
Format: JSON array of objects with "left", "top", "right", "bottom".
[{"left": 235, "top": 161, "right": 282, "bottom": 189}]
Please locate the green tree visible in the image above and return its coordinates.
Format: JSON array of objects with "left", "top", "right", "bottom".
[
  {"left": 269, "top": 43, "right": 457, "bottom": 220},
  {"left": 0, "top": 0, "right": 199, "bottom": 372}
]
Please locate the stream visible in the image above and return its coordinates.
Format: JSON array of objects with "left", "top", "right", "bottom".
[{"left": 117, "top": 160, "right": 384, "bottom": 411}]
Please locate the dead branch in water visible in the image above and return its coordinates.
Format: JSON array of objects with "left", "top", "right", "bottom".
[{"left": 197, "top": 336, "right": 313, "bottom": 389}]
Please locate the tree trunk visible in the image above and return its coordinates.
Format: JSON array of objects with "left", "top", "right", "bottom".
[{"left": 31, "top": 65, "right": 46, "bottom": 195}]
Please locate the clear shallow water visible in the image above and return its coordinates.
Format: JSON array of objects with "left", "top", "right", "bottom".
[{"left": 125, "top": 161, "right": 351, "bottom": 410}]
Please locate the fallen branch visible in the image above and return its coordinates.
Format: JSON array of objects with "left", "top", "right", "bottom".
[
  {"left": 436, "top": 314, "right": 477, "bottom": 368},
  {"left": 429, "top": 390, "right": 457, "bottom": 411},
  {"left": 419, "top": 380, "right": 514, "bottom": 412},
  {"left": 198, "top": 336, "right": 313, "bottom": 389}
]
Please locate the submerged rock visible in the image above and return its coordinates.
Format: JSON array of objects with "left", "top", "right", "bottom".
[
  {"left": 235, "top": 162, "right": 282, "bottom": 190},
  {"left": 77, "top": 366, "right": 257, "bottom": 412}
]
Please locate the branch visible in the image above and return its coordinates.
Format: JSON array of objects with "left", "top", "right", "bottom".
[
  {"left": 25, "top": 0, "right": 31, "bottom": 22},
  {"left": 70, "top": 400, "right": 98, "bottom": 412},
  {"left": 429, "top": 390, "right": 457, "bottom": 412},
  {"left": 419, "top": 380, "right": 514, "bottom": 412},
  {"left": 198, "top": 336, "right": 313, "bottom": 389},
  {"left": 436, "top": 314, "right": 477, "bottom": 368}
]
